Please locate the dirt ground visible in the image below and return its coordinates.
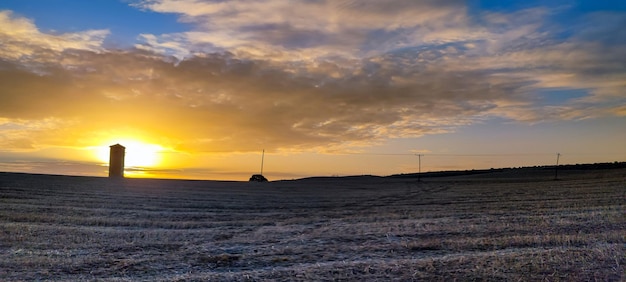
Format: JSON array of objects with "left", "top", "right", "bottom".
[{"left": 0, "top": 168, "right": 624, "bottom": 281}]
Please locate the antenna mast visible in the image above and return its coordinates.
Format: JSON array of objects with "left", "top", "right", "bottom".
[{"left": 260, "top": 149, "right": 265, "bottom": 175}]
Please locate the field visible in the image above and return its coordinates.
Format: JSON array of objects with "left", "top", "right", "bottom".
[{"left": 0, "top": 168, "right": 624, "bottom": 281}]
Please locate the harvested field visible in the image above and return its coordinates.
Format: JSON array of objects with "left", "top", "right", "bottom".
[{"left": 0, "top": 168, "right": 624, "bottom": 281}]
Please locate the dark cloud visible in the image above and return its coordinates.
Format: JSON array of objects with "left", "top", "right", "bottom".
[{"left": 0, "top": 47, "right": 508, "bottom": 152}]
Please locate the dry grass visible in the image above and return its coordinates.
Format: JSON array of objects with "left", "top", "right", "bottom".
[{"left": 0, "top": 169, "right": 624, "bottom": 281}]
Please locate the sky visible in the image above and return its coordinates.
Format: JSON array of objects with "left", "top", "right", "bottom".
[{"left": 0, "top": 0, "right": 625, "bottom": 181}]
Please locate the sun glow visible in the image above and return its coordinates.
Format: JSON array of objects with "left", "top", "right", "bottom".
[{"left": 94, "top": 140, "right": 164, "bottom": 168}]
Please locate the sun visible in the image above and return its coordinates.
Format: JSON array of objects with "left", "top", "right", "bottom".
[{"left": 94, "top": 140, "right": 164, "bottom": 168}]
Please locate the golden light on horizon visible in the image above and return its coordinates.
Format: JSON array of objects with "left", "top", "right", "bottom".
[
  {"left": 1, "top": 2, "right": 626, "bottom": 181},
  {"left": 94, "top": 140, "right": 164, "bottom": 168}
]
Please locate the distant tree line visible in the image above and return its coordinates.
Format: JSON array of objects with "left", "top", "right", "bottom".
[
  {"left": 389, "top": 161, "right": 626, "bottom": 179},
  {"left": 548, "top": 161, "right": 626, "bottom": 170}
]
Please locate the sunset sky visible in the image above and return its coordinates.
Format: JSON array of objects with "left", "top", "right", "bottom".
[{"left": 1, "top": 0, "right": 625, "bottom": 180}]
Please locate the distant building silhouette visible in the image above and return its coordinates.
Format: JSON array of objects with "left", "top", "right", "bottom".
[
  {"left": 109, "top": 144, "right": 125, "bottom": 178},
  {"left": 249, "top": 174, "right": 268, "bottom": 182}
]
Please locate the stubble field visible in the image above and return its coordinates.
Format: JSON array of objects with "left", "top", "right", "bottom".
[{"left": 0, "top": 168, "right": 624, "bottom": 281}]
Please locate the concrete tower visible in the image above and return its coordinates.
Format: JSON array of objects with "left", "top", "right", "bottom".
[{"left": 109, "top": 144, "right": 125, "bottom": 178}]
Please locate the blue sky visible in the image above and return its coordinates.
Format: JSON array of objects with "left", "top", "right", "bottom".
[
  {"left": 0, "top": 0, "right": 624, "bottom": 180},
  {"left": 2, "top": 0, "right": 189, "bottom": 46}
]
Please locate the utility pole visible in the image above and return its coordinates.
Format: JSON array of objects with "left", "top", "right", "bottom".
[
  {"left": 554, "top": 153, "right": 560, "bottom": 180},
  {"left": 416, "top": 154, "right": 422, "bottom": 182},
  {"left": 260, "top": 149, "right": 265, "bottom": 175}
]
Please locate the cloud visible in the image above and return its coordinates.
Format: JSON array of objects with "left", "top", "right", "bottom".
[
  {"left": 0, "top": 48, "right": 499, "bottom": 152},
  {"left": 0, "top": 118, "right": 72, "bottom": 150},
  {"left": 0, "top": 3, "right": 625, "bottom": 154},
  {"left": 131, "top": 0, "right": 471, "bottom": 60},
  {"left": 0, "top": 10, "right": 109, "bottom": 63}
]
